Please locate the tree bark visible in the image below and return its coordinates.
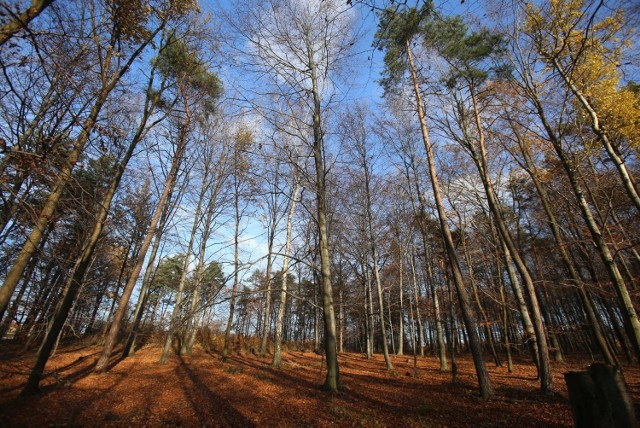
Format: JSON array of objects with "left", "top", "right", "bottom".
[{"left": 0, "top": 0, "right": 55, "bottom": 47}]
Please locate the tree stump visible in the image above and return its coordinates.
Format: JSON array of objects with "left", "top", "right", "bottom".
[{"left": 564, "top": 363, "right": 636, "bottom": 428}]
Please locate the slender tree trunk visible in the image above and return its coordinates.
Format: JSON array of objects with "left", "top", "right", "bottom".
[
  {"left": 19, "top": 268, "right": 59, "bottom": 347},
  {"left": 457, "top": 213, "right": 499, "bottom": 368},
  {"left": 0, "top": 223, "right": 51, "bottom": 334},
  {"left": 308, "top": 50, "right": 340, "bottom": 392},
  {"left": 427, "top": 257, "right": 447, "bottom": 369},
  {"left": 511, "top": 130, "right": 617, "bottom": 365},
  {"left": 388, "top": 290, "right": 395, "bottom": 355},
  {"left": 122, "top": 199, "right": 171, "bottom": 358},
  {"left": 498, "top": 269, "right": 514, "bottom": 373},
  {"left": 223, "top": 171, "right": 242, "bottom": 358},
  {"left": 549, "top": 57, "right": 640, "bottom": 213},
  {"left": 401, "top": 143, "right": 442, "bottom": 361},
  {"left": 313, "top": 282, "right": 320, "bottom": 352},
  {"left": 94, "top": 107, "right": 187, "bottom": 372},
  {"left": 85, "top": 278, "right": 109, "bottom": 334},
  {"left": 407, "top": 284, "right": 420, "bottom": 377},
  {"left": 0, "top": 278, "right": 29, "bottom": 338},
  {"left": 558, "top": 146, "right": 640, "bottom": 359},
  {"left": 463, "top": 90, "right": 551, "bottom": 392},
  {"left": 371, "top": 244, "right": 393, "bottom": 370},
  {"left": 407, "top": 39, "right": 493, "bottom": 399},
  {"left": 184, "top": 198, "right": 219, "bottom": 355},
  {"left": 500, "top": 237, "right": 539, "bottom": 365},
  {"left": 272, "top": 182, "right": 300, "bottom": 367},
  {"left": 356, "top": 127, "right": 394, "bottom": 369},
  {"left": 397, "top": 252, "right": 404, "bottom": 356},
  {"left": 317, "top": 178, "right": 339, "bottom": 392},
  {"left": 446, "top": 272, "right": 458, "bottom": 384},
  {"left": 529, "top": 91, "right": 640, "bottom": 361},
  {"left": 338, "top": 287, "right": 344, "bottom": 354},
  {"left": 364, "top": 265, "right": 375, "bottom": 358},
  {"left": 161, "top": 135, "right": 204, "bottom": 363},
  {"left": 409, "top": 253, "right": 425, "bottom": 357},
  {"left": 468, "top": 258, "right": 500, "bottom": 367},
  {"left": 259, "top": 230, "right": 276, "bottom": 357}
]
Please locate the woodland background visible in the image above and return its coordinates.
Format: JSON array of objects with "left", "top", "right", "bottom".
[{"left": 0, "top": 0, "right": 639, "bottom": 415}]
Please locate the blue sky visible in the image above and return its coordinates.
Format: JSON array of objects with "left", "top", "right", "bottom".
[{"left": 183, "top": 0, "right": 491, "bottom": 276}]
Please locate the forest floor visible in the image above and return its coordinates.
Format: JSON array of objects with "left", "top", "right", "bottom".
[{"left": 1, "top": 341, "right": 639, "bottom": 427}]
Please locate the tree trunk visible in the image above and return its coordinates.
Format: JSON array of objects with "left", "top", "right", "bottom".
[
  {"left": 498, "top": 268, "right": 514, "bottom": 373},
  {"left": 94, "top": 104, "right": 187, "bottom": 372},
  {"left": 308, "top": 46, "right": 340, "bottom": 392},
  {"left": 464, "top": 90, "right": 552, "bottom": 392},
  {"left": 409, "top": 252, "right": 425, "bottom": 357},
  {"left": 161, "top": 132, "right": 204, "bottom": 363},
  {"left": 511, "top": 130, "right": 617, "bottom": 365},
  {"left": 259, "top": 228, "right": 276, "bottom": 357},
  {"left": 223, "top": 176, "right": 242, "bottom": 358},
  {"left": 565, "top": 363, "right": 637, "bottom": 428},
  {"left": 272, "top": 182, "right": 300, "bottom": 367},
  {"left": 397, "top": 252, "right": 404, "bottom": 356},
  {"left": 0, "top": 224, "right": 51, "bottom": 336},
  {"left": 364, "top": 265, "right": 375, "bottom": 358},
  {"left": 550, "top": 57, "right": 640, "bottom": 214},
  {"left": 122, "top": 199, "right": 171, "bottom": 358},
  {"left": 406, "top": 39, "right": 493, "bottom": 399},
  {"left": 427, "top": 257, "right": 447, "bottom": 369},
  {"left": 371, "top": 244, "right": 393, "bottom": 370},
  {"left": 0, "top": 0, "right": 55, "bottom": 47},
  {"left": 529, "top": 91, "right": 640, "bottom": 361}
]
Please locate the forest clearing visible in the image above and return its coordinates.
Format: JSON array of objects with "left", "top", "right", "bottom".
[{"left": 1, "top": 341, "right": 639, "bottom": 427}]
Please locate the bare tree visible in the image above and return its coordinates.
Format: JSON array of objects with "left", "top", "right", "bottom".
[
  {"left": 375, "top": 4, "right": 494, "bottom": 399},
  {"left": 227, "top": 0, "right": 359, "bottom": 392},
  {"left": 222, "top": 126, "right": 253, "bottom": 358},
  {"left": 96, "top": 23, "right": 221, "bottom": 371},
  {"left": 272, "top": 154, "right": 301, "bottom": 367},
  {"left": 341, "top": 104, "right": 394, "bottom": 371}
]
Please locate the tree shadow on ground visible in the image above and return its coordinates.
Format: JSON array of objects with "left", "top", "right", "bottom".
[
  {"left": 176, "top": 355, "right": 255, "bottom": 427},
  {"left": 342, "top": 369, "right": 570, "bottom": 427},
  {"left": 16, "top": 346, "right": 128, "bottom": 401}
]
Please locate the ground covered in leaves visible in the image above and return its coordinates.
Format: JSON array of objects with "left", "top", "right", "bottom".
[{"left": 1, "top": 342, "right": 639, "bottom": 427}]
